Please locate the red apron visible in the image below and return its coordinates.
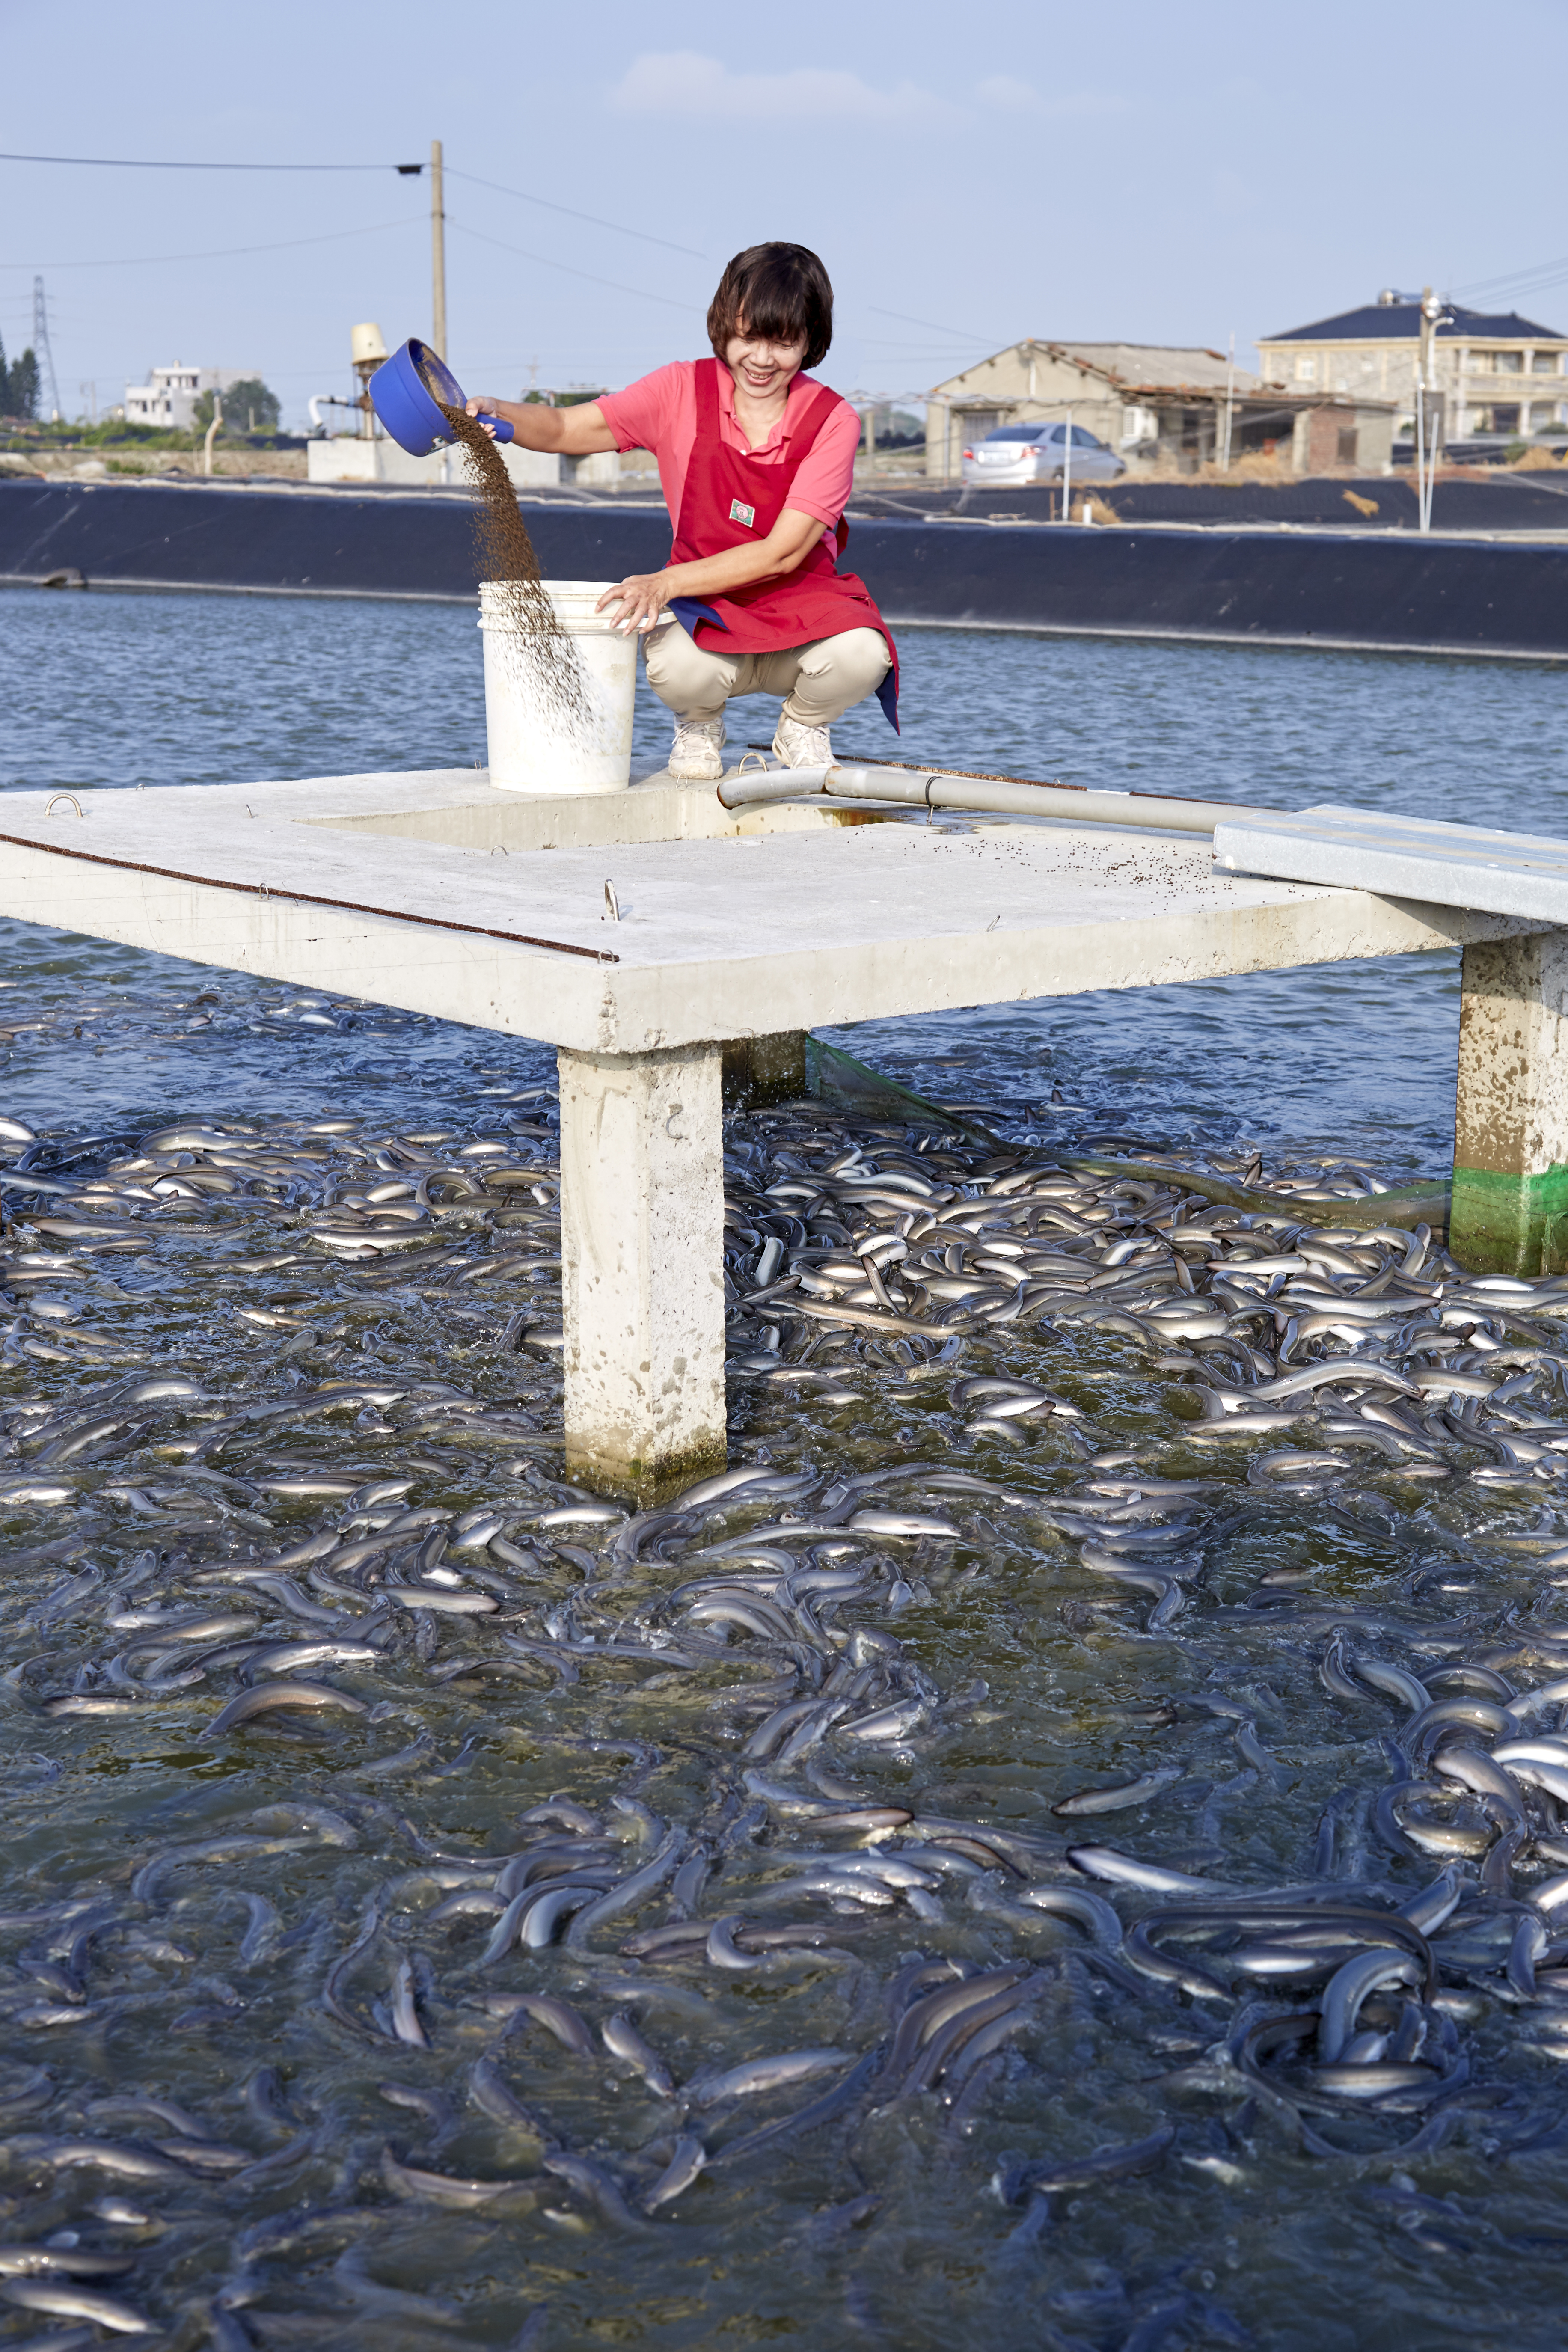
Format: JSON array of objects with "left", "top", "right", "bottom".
[{"left": 665, "top": 358, "right": 899, "bottom": 730}]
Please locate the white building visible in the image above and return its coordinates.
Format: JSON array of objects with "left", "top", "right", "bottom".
[{"left": 123, "top": 365, "right": 252, "bottom": 431}]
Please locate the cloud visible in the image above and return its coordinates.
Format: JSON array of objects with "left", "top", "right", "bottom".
[
  {"left": 975, "top": 76, "right": 1044, "bottom": 113},
  {"left": 609, "top": 52, "right": 950, "bottom": 125},
  {"left": 976, "top": 77, "right": 1130, "bottom": 117}
]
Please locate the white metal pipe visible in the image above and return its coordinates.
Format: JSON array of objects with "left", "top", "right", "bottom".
[
  {"left": 309, "top": 395, "right": 358, "bottom": 433},
  {"left": 717, "top": 767, "right": 835, "bottom": 805},
  {"left": 716, "top": 763, "right": 1271, "bottom": 834}
]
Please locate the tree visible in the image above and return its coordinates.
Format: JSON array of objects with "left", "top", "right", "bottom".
[
  {"left": 193, "top": 376, "right": 281, "bottom": 435},
  {"left": 0, "top": 338, "right": 40, "bottom": 422}
]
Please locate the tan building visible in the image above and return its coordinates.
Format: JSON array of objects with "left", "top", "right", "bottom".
[
  {"left": 924, "top": 339, "right": 1392, "bottom": 477},
  {"left": 1256, "top": 295, "right": 1568, "bottom": 440}
]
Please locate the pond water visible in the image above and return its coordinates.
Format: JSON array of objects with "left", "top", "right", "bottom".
[{"left": 2, "top": 584, "right": 1568, "bottom": 2351}]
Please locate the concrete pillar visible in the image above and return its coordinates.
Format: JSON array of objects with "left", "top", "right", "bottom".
[
  {"left": 721, "top": 1030, "right": 808, "bottom": 1109},
  {"left": 558, "top": 1044, "right": 728, "bottom": 1491},
  {"left": 1451, "top": 934, "right": 1568, "bottom": 1276}
]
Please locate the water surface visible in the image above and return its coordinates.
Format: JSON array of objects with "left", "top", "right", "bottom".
[{"left": 2, "top": 587, "right": 1568, "bottom": 2350}]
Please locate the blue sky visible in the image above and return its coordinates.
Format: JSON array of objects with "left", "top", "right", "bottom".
[{"left": 3, "top": 0, "right": 1566, "bottom": 428}]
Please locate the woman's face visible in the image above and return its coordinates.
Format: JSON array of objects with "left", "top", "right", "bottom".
[{"left": 724, "top": 320, "right": 809, "bottom": 401}]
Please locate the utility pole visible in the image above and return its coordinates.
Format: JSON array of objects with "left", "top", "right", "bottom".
[
  {"left": 430, "top": 139, "right": 447, "bottom": 360},
  {"left": 1417, "top": 284, "right": 1436, "bottom": 407},
  {"left": 1414, "top": 285, "right": 1451, "bottom": 536},
  {"left": 32, "top": 276, "right": 61, "bottom": 422},
  {"left": 1221, "top": 331, "right": 1236, "bottom": 473}
]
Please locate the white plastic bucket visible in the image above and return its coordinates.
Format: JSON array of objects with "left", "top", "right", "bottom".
[{"left": 478, "top": 580, "right": 636, "bottom": 795}]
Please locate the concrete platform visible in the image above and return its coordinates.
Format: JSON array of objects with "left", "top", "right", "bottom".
[
  {"left": 0, "top": 767, "right": 1541, "bottom": 1486},
  {"left": 0, "top": 771, "right": 1524, "bottom": 1055}
]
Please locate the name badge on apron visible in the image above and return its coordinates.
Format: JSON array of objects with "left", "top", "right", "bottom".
[{"left": 728, "top": 498, "right": 757, "bottom": 529}]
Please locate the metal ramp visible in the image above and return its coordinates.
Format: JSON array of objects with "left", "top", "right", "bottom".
[{"left": 1213, "top": 804, "right": 1568, "bottom": 925}]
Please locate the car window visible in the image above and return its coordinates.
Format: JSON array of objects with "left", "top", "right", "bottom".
[
  {"left": 984, "top": 426, "right": 1046, "bottom": 443},
  {"left": 1069, "top": 427, "right": 1104, "bottom": 448}
]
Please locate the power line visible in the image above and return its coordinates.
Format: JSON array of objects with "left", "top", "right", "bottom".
[
  {"left": 445, "top": 169, "right": 705, "bottom": 261},
  {"left": 0, "top": 150, "right": 416, "bottom": 172},
  {"left": 868, "top": 303, "right": 1007, "bottom": 347},
  {"left": 446, "top": 217, "right": 702, "bottom": 317},
  {"left": 0, "top": 217, "right": 416, "bottom": 272},
  {"left": 1450, "top": 253, "right": 1568, "bottom": 307},
  {"left": 1, "top": 150, "right": 704, "bottom": 269},
  {"left": 1452, "top": 255, "right": 1568, "bottom": 297}
]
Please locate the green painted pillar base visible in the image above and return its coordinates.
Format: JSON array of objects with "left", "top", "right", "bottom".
[
  {"left": 1450, "top": 1164, "right": 1568, "bottom": 1277},
  {"left": 1451, "top": 934, "right": 1568, "bottom": 1277}
]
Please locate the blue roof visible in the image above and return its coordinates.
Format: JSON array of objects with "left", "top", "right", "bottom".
[{"left": 1264, "top": 301, "right": 1565, "bottom": 343}]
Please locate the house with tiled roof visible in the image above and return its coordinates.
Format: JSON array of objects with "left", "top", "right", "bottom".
[{"left": 1256, "top": 296, "right": 1568, "bottom": 441}]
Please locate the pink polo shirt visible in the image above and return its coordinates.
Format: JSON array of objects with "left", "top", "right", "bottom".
[{"left": 595, "top": 361, "right": 860, "bottom": 544}]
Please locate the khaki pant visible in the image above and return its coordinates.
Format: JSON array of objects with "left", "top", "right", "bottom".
[{"left": 644, "top": 620, "right": 890, "bottom": 727}]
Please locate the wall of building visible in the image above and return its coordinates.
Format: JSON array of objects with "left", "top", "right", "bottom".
[
  {"left": 1455, "top": 343, "right": 1568, "bottom": 434},
  {"left": 1257, "top": 334, "right": 1568, "bottom": 438},
  {"left": 1288, "top": 404, "right": 1393, "bottom": 475}
]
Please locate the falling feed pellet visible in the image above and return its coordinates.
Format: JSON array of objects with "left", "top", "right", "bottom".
[{"left": 436, "top": 399, "right": 592, "bottom": 737}]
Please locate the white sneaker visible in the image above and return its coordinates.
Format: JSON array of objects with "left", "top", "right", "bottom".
[
  {"left": 668, "top": 718, "right": 725, "bottom": 781},
  {"left": 772, "top": 714, "right": 832, "bottom": 770}
]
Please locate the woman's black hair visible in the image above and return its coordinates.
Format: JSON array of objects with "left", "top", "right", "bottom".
[{"left": 707, "top": 244, "right": 833, "bottom": 371}]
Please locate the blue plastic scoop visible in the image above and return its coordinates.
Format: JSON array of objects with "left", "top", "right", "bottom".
[{"left": 368, "top": 337, "right": 515, "bottom": 457}]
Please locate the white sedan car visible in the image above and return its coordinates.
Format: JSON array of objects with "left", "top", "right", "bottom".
[{"left": 960, "top": 422, "right": 1126, "bottom": 487}]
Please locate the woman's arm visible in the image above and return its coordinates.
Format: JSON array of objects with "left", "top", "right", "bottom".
[
  {"left": 464, "top": 395, "right": 618, "bottom": 456},
  {"left": 597, "top": 508, "right": 824, "bottom": 635}
]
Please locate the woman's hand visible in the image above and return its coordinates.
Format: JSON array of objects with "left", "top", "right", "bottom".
[
  {"left": 597, "top": 571, "right": 673, "bottom": 636},
  {"left": 464, "top": 397, "right": 503, "bottom": 440}
]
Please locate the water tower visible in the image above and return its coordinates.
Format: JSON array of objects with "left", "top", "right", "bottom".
[{"left": 350, "top": 323, "right": 389, "bottom": 438}]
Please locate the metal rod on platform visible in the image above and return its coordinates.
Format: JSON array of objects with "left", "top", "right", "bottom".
[{"left": 430, "top": 139, "right": 447, "bottom": 360}]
